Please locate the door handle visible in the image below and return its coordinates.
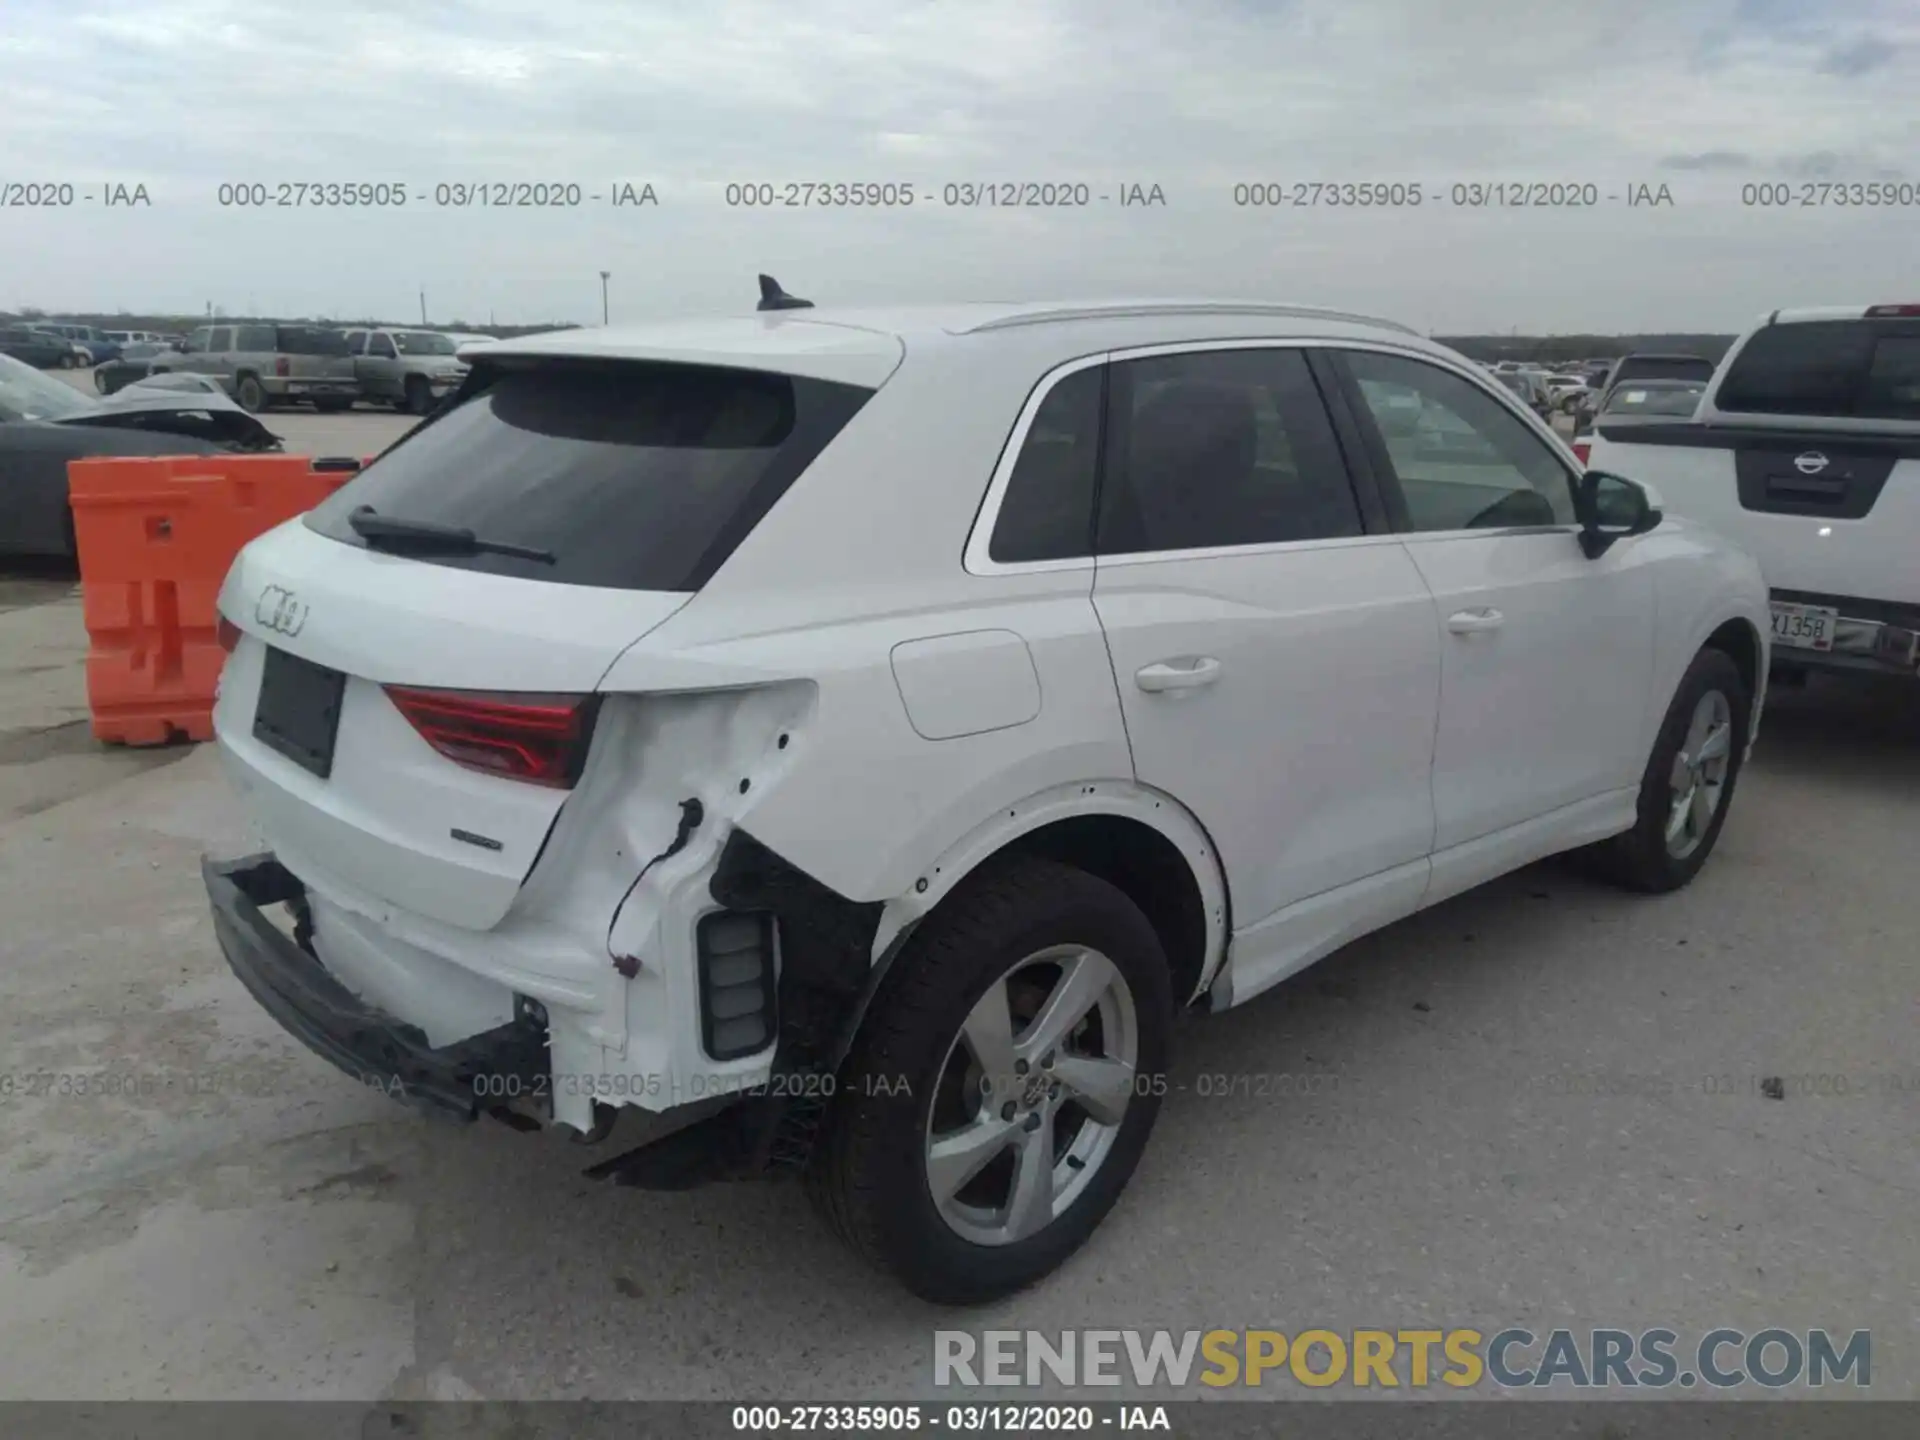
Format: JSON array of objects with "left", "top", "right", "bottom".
[
  {"left": 1446, "top": 607, "right": 1505, "bottom": 635},
  {"left": 1135, "top": 657, "right": 1222, "bottom": 692}
]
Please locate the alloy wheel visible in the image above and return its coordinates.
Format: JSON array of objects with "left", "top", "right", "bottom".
[
  {"left": 923, "top": 945, "right": 1139, "bottom": 1247},
  {"left": 1665, "top": 688, "right": 1733, "bottom": 859}
]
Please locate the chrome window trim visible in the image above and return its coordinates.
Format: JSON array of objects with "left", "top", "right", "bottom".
[{"left": 962, "top": 337, "right": 1587, "bottom": 578}]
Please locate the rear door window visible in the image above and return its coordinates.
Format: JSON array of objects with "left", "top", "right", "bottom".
[
  {"left": 306, "top": 361, "right": 875, "bottom": 592},
  {"left": 1716, "top": 321, "right": 1920, "bottom": 420},
  {"left": 235, "top": 325, "right": 275, "bottom": 351},
  {"left": 1097, "top": 347, "right": 1363, "bottom": 555}
]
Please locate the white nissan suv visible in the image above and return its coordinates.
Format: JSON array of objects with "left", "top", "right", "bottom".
[{"left": 205, "top": 292, "right": 1769, "bottom": 1303}]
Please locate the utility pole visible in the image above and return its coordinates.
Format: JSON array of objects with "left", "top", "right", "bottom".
[
  {"left": 419, "top": 287, "right": 427, "bottom": 325},
  {"left": 600, "top": 270, "right": 611, "bottom": 325}
]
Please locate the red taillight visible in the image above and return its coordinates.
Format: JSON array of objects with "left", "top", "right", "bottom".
[
  {"left": 384, "top": 687, "right": 598, "bottom": 788},
  {"left": 275, "top": 356, "right": 290, "bottom": 376},
  {"left": 1865, "top": 304, "right": 1920, "bottom": 317},
  {"left": 217, "top": 616, "right": 241, "bottom": 653},
  {"left": 1572, "top": 441, "right": 1591, "bottom": 465}
]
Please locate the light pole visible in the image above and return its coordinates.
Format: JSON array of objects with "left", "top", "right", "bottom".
[{"left": 599, "top": 271, "right": 611, "bottom": 325}]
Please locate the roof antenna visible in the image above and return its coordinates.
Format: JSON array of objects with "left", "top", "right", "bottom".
[{"left": 757, "top": 274, "right": 814, "bottom": 312}]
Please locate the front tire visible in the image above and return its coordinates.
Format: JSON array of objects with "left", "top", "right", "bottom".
[
  {"left": 1590, "top": 646, "right": 1750, "bottom": 893},
  {"left": 809, "top": 856, "right": 1173, "bottom": 1305}
]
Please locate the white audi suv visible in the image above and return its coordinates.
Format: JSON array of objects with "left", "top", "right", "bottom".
[{"left": 205, "top": 293, "right": 1770, "bottom": 1302}]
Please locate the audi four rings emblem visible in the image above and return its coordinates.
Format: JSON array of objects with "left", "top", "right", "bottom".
[
  {"left": 254, "top": 585, "right": 308, "bottom": 637},
  {"left": 1793, "top": 452, "right": 1830, "bottom": 475}
]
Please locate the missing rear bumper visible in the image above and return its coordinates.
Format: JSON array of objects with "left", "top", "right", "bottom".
[
  {"left": 586, "top": 828, "right": 886, "bottom": 1188},
  {"left": 203, "top": 852, "right": 550, "bottom": 1125}
]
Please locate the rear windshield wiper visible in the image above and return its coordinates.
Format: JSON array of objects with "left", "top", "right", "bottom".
[{"left": 347, "top": 505, "right": 555, "bottom": 563}]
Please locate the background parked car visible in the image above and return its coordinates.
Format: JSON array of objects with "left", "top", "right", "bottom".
[
  {"left": 161, "top": 322, "right": 360, "bottom": 413},
  {"left": 30, "top": 322, "right": 122, "bottom": 364},
  {"left": 1592, "top": 352, "right": 1716, "bottom": 412},
  {"left": 1570, "top": 377, "right": 1707, "bottom": 464},
  {"left": 1493, "top": 368, "right": 1555, "bottom": 418},
  {"left": 92, "top": 341, "right": 180, "bottom": 394},
  {"left": 0, "top": 327, "right": 76, "bottom": 369},
  {"left": 0, "top": 352, "right": 282, "bottom": 558},
  {"left": 1544, "top": 374, "right": 1592, "bottom": 412},
  {"left": 107, "top": 371, "right": 232, "bottom": 399},
  {"left": 342, "top": 326, "right": 470, "bottom": 414},
  {"left": 23, "top": 329, "right": 90, "bottom": 368}
]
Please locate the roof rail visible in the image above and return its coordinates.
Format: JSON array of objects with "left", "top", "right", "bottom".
[{"left": 958, "top": 300, "right": 1423, "bottom": 338}]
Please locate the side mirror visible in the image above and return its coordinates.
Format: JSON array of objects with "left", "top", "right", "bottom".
[{"left": 1577, "top": 470, "right": 1662, "bottom": 558}]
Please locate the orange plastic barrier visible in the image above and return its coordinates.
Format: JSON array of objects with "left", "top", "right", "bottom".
[{"left": 67, "top": 454, "right": 362, "bottom": 746}]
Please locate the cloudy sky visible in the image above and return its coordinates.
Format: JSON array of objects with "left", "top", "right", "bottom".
[{"left": 1, "top": 0, "right": 1916, "bottom": 332}]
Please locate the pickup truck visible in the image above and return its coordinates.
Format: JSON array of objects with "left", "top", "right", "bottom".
[
  {"left": 342, "top": 327, "right": 470, "bottom": 414},
  {"left": 1587, "top": 304, "right": 1920, "bottom": 681}
]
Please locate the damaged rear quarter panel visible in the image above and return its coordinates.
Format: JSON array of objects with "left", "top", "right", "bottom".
[
  {"left": 598, "top": 583, "right": 1137, "bottom": 906},
  {"left": 545, "top": 586, "right": 1134, "bottom": 1130},
  {"left": 512, "top": 682, "right": 817, "bottom": 1125}
]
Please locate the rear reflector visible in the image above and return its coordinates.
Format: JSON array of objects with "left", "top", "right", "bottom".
[
  {"left": 1865, "top": 304, "right": 1920, "bottom": 317},
  {"left": 696, "top": 911, "right": 778, "bottom": 1060},
  {"left": 384, "top": 686, "right": 599, "bottom": 788},
  {"left": 1572, "top": 440, "right": 1591, "bottom": 465}
]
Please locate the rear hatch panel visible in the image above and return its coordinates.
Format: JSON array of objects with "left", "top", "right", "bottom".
[
  {"left": 214, "top": 351, "right": 879, "bottom": 933},
  {"left": 216, "top": 521, "right": 690, "bottom": 929}
]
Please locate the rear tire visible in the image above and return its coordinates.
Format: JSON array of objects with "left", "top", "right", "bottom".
[
  {"left": 1587, "top": 646, "right": 1750, "bottom": 893},
  {"left": 403, "top": 376, "right": 433, "bottom": 415},
  {"left": 235, "top": 374, "right": 266, "bottom": 412},
  {"left": 809, "top": 856, "right": 1173, "bottom": 1305}
]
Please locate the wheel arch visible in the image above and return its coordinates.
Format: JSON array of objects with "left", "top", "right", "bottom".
[
  {"left": 1703, "top": 614, "right": 1764, "bottom": 703},
  {"left": 866, "top": 780, "right": 1230, "bottom": 1013}
]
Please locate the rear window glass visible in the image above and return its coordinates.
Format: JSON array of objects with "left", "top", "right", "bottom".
[
  {"left": 276, "top": 326, "right": 351, "bottom": 356},
  {"left": 306, "top": 362, "right": 874, "bottom": 591},
  {"left": 1716, "top": 321, "right": 1920, "bottom": 420},
  {"left": 394, "top": 331, "right": 458, "bottom": 356},
  {"left": 1611, "top": 356, "right": 1715, "bottom": 386},
  {"left": 1603, "top": 384, "right": 1704, "bottom": 417}
]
